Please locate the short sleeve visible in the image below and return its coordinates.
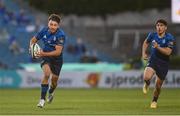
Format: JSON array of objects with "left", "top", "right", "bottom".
[
  {"left": 167, "top": 36, "right": 175, "bottom": 49},
  {"left": 56, "top": 35, "right": 66, "bottom": 46},
  {"left": 146, "top": 32, "right": 153, "bottom": 43}
]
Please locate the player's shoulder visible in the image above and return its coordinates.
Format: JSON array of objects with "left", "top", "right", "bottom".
[
  {"left": 166, "top": 33, "right": 175, "bottom": 41},
  {"left": 56, "top": 28, "right": 66, "bottom": 36},
  {"left": 147, "top": 32, "right": 156, "bottom": 38}
]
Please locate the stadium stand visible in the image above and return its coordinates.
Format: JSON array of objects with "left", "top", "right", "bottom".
[{"left": 0, "top": 0, "right": 115, "bottom": 69}]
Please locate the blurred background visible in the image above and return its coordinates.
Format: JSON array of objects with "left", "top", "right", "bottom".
[
  {"left": 0, "top": 0, "right": 179, "bottom": 88},
  {"left": 0, "top": 0, "right": 180, "bottom": 115}
]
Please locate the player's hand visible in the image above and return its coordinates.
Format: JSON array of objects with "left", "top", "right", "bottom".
[
  {"left": 152, "top": 40, "right": 158, "bottom": 48},
  {"left": 36, "top": 50, "right": 45, "bottom": 57},
  {"left": 142, "top": 53, "right": 148, "bottom": 60}
]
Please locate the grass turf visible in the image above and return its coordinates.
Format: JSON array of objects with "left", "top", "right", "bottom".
[{"left": 0, "top": 88, "right": 179, "bottom": 115}]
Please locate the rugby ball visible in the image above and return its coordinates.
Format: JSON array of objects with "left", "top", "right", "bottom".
[{"left": 30, "top": 43, "right": 41, "bottom": 59}]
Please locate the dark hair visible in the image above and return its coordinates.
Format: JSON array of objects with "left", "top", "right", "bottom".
[
  {"left": 48, "top": 14, "right": 61, "bottom": 24},
  {"left": 156, "top": 19, "right": 167, "bottom": 26}
]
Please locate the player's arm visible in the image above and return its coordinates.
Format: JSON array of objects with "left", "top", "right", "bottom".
[
  {"left": 40, "top": 45, "right": 63, "bottom": 57},
  {"left": 142, "top": 39, "right": 149, "bottom": 60},
  {"left": 29, "top": 37, "right": 38, "bottom": 54},
  {"left": 30, "top": 27, "right": 45, "bottom": 47},
  {"left": 153, "top": 41, "right": 173, "bottom": 56},
  {"left": 30, "top": 37, "right": 38, "bottom": 46},
  {"left": 38, "top": 36, "right": 65, "bottom": 57}
]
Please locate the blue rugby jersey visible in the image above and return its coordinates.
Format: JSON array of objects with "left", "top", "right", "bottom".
[
  {"left": 146, "top": 32, "right": 175, "bottom": 61},
  {"left": 35, "top": 27, "right": 66, "bottom": 60}
]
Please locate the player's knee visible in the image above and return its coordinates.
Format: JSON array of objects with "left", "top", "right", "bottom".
[
  {"left": 144, "top": 67, "right": 154, "bottom": 80},
  {"left": 42, "top": 75, "right": 50, "bottom": 84},
  {"left": 143, "top": 75, "right": 151, "bottom": 80},
  {"left": 43, "top": 72, "right": 51, "bottom": 79},
  {"left": 41, "top": 77, "right": 49, "bottom": 84},
  {"left": 51, "top": 78, "right": 58, "bottom": 87},
  {"left": 144, "top": 73, "right": 151, "bottom": 80}
]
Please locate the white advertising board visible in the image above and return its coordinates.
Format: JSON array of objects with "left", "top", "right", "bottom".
[
  {"left": 99, "top": 71, "right": 180, "bottom": 88},
  {"left": 16, "top": 70, "right": 180, "bottom": 88}
]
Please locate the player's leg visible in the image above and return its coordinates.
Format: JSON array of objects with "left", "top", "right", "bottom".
[
  {"left": 47, "top": 61, "right": 62, "bottom": 103},
  {"left": 49, "top": 74, "right": 59, "bottom": 94},
  {"left": 41, "top": 64, "right": 52, "bottom": 100},
  {"left": 150, "top": 76, "right": 164, "bottom": 108},
  {"left": 150, "top": 60, "right": 168, "bottom": 108},
  {"left": 37, "top": 64, "right": 52, "bottom": 108},
  {"left": 47, "top": 74, "right": 59, "bottom": 103},
  {"left": 143, "top": 67, "right": 155, "bottom": 94}
]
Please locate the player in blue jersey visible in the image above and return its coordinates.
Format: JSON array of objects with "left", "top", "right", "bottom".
[
  {"left": 29, "top": 14, "right": 66, "bottom": 108},
  {"left": 142, "top": 19, "right": 175, "bottom": 108}
]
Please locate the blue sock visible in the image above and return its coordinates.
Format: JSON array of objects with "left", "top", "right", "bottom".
[
  {"left": 49, "top": 86, "right": 55, "bottom": 94},
  {"left": 41, "top": 84, "right": 49, "bottom": 100}
]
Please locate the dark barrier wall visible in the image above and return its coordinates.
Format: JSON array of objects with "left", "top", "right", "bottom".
[{"left": 27, "top": 0, "right": 170, "bottom": 16}]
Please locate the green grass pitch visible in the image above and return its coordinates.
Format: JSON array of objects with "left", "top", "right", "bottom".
[{"left": 0, "top": 88, "right": 179, "bottom": 115}]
